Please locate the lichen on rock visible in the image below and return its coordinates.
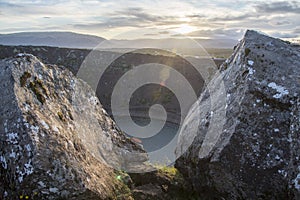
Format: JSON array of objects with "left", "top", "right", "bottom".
[
  {"left": 0, "top": 54, "right": 148, "bottom": 199},
  {"left": 175, "top": 30, "right": 300, "bottom": 199}
]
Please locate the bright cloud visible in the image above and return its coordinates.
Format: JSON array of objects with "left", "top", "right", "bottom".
[{"left": 0, "top": 0, "right": 299, "bottom": 40}]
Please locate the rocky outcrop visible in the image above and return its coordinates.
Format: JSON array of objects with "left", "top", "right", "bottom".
[
  {"left": 176, "top": 30, "right": 300, "bottom": 199},
  {"left": 0, "top": 54, "right": 148, "bottom": 199}
]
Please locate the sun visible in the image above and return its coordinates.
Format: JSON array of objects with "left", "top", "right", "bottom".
[{"left": 174, "top": 24, "right": 197, "bottom": 34}]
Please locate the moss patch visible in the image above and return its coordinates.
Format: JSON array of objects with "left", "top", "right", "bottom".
[
  {"left": 156, "top": 165, "right": 184, "bottom": 184},
  {"left": 20, "top": 71, "right": 31, "bottom": 87},
  {"left": 29, "top": 78, "right": 48, "bottom": 104},
  {"left": 111, "top": 171, "right": 134, "bottom": 200}
]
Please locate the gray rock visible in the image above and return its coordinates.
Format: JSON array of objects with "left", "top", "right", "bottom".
[
  {"left": 175, "top": 30, "right": 300, "bottom": 199},
  {"left": 0, "top": 54, "right": 147, "bottom": 199},
  {"left": 132, "top": 184, "right": 164, "bottom": 200}
]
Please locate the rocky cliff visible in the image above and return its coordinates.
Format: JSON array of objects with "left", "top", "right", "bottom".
[
  {"left": 0, "top": 54, "right": 149, "bottom": 199},
  {"left": 176, "top": 30, "right": 300, "bottom": 199}
]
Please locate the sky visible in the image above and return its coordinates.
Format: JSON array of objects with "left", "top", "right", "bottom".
[{"left": 0, "top": 0, "right": 299, "bottom": 40}]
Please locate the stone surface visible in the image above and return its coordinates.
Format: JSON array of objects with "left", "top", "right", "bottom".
[
  {"left": 129, "top": 166, "right": 195, "bottom": 200},
  {"left": 0, "top": 54, "right": 148, "bottom": 199},
  {"left": 175, "top": 30, "right": 300, "bottom": 199},
  {"left": 132, "top": 184, "right": 164, "bottom": 200}
]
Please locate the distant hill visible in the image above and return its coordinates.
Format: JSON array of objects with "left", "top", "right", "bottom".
[
  {"left": 101, "top": 38, "right": 237, "bottom": 50},
  {"left": 196, "top": 38, "right": 237, "bottom": 49},
  {"left": 0, "top": 32, "right": 106, "bottom": 49},
  {"left": 0, "top": 32, "right": 237, "bottom": 50}
]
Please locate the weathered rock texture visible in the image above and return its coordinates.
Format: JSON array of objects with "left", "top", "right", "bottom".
[
  {"left": 0, "top": 54, "right": 147, "bottom": 199},
  {"left": 176, "top": 30, "right": 300, "bottom": 199}
]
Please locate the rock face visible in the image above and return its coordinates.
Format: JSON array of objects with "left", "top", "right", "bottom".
[
  {"left": 0, "top": 54, "right": 147, "bottom": 199},
  {"left": 176, "top": 30, "right": 300, "bottom": 199}
]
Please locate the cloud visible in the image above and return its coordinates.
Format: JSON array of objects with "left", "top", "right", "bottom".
[
  {"left": 109, "top": 7, "right": 181, "bottom": 26},
  {"left": 208, "top": 13, "right": 256, "bottom": 21},
  {"left": 159, "top": 31, "right": 170, "bottom": 34},
  {"left": 73, "top": 7, "right": 183, "bottom": 30},
  {"left": 254, "top": 1, "right": 300, "bottom": 14},
  {"left": 271, "top": 31, "right": 299, "bottom": 38},
  {"left": 143, "top": 31, "right": 170, "bottom": 36},
  {"left": 293, "top": 27, "right": 300, "bottom": 34},
  {"left": 73, "top": 18, "right": 143, "bottom": 29},
  {"left": 0, "top": 25, "right": 63, "bottom": 33},
  {"left": 73, "top": 13, "right": 153, "bottom": 30},
  {"left": 0, "top": 1, "right": 22, "bottom": 7},
  {"left": 269, "top": 20, "right": 291, "bottom": 26},
  {"left": 144, "top": 33, "right": 158, "bottom": 36},
  {"left": 111, "top": 7, "right": 164, "bottom": 22},
  {"left": 0, "top": 0, "right": 299, "bottom": 40},
  {"left": 1, "top": 0, "right": 69, "bottom": 6},
  {"left": 183, "top": 28, "right": 245, "bottom": 39},
  {"left": 0, "top": 2, "right": 73, "bottom": 16},
  {"left": 186, "top": 12, "right": 257, "bottom": 22},
  {"left": 185, "top": 14, "right": 206, "bottom": 19}
]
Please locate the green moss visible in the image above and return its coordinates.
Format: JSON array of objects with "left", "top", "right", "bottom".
[
  {"left": 111, "top": 171, "right": 133, "bottom": 200},
  {"left": 20, "top": 71, "right": 31, "bottom": 87},
  {"left": 158, "top": 165, "right": 177, "bottom": 176},
  {"left": 108, "top": 174, "right": 133, "bottom": 200},
  {"left": 155, "top": 165, "right": 185, "bottom": 184},
  {"left": 153, "top": 165, "right": 201, "bottom": 199},
  {"left": 244, "top": 48, "right": 251, "bottom": 57},
  {"left": 115, "top": 186, "right": 133, "bottom": 200}
]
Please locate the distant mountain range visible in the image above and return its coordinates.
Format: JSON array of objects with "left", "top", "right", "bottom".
[
  {"left": 0, "top": 32, "right": 106, "bottom": 49},
  {"left": 0, "top": 32, "right": 237, "bottom": 49}
]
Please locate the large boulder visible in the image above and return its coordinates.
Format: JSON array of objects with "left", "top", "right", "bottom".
[
  {"left": 0, "top": 54, "right": 147, "bottom": 199},
  {"left": 175, "top": 30, "right": 300, "bottom": 199}
]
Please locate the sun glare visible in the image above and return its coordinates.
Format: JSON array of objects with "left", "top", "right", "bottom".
[{"left": 174, "top": 24, "right": 197, "bottom": 34}]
